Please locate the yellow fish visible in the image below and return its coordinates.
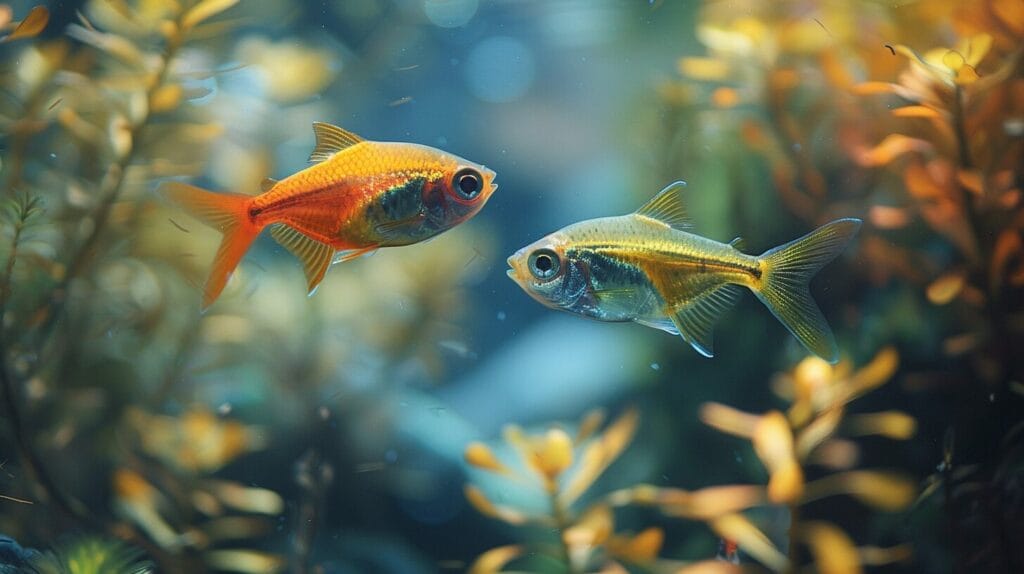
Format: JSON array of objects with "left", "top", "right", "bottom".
[
  {"left": 506, "top": 182, "right": 861, "bottom": 362},
  {"left": 161, "top": 123, "right": 497, "bottom": 309}
]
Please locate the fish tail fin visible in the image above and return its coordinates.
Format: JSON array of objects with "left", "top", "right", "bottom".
[
  {"left": 754, "top": 218, "right": 862, "bottom": 363},
  {"left": 159, "top": 182, "right": 260, "bottom": 309}
]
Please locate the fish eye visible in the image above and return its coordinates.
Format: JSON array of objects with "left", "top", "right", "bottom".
[
  {"left": 528, "top": 248, "right": 561, "bottom": 280},
  {"left": 453, "top": 168, "right": 482, "bottom": 200}
]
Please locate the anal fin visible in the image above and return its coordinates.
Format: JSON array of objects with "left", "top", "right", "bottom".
[
  {"left": 668, "top": 283, "right": 743, "bottom": 357},
  {"left": 270, "top": 224, "right": 335, "bottom": 295}
]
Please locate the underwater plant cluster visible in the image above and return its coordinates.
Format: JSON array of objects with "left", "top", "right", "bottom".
[{"left": 0, "top": 1, "right": 1022, "bottom": 573}]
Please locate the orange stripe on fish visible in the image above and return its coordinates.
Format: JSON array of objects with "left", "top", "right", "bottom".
[{"left": 160, "top": 123, "right": 497, "bottom": 309}]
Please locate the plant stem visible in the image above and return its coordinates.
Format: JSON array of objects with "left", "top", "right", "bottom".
[
  {"left": 786, "top": 502, "right": 800, "bottom": 574},
  {"left": 0, "top": 199, "right": 89, "bottom": 523},
  {"left": 548, "top": 485, "right": 579, "bottom": 574}
]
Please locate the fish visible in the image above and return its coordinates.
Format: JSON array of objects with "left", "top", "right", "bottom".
[
  {"left": 160, "top": 122, "right": 498, "bottom": 309},
  {"left": 505, "top": 181, "right": 861, "bottom": 362}
]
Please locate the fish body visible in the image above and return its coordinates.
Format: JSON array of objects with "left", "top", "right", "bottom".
[
  {"left": 506, "top": 182, "right": 861, "bottom": 362},
  {"left": 161, "top": 123, "right": 497, "bottom": 308}
]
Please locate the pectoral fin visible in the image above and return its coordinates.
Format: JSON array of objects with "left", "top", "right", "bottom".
[
  {"left": 270, "top": 224, "right": 334, "bottom": 295},
  {"left": 592, "top": 287, "right": 654, "bottom": 318},
  {"left": 667, "top": 283, "right": 742, "bottom": 357},
  {"left": 375, "top": 212, "right": 426, "bottom": 240}
]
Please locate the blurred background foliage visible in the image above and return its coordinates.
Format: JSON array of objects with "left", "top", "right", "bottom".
[{"left": 0, "top": 0, "right": 1021, "bottom": 573}]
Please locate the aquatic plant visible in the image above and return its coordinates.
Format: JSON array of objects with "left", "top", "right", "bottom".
[
  {"left": 651, "top": 1, "right": 1024, "bottom": 570},
  {"left": 463, "top": 407, "right": 742, "bottom": 573},
  {"left": 29, "top": 536, "right": 152, "bottom": 574},
  {"left": 605, "top": 349, "right": 914, "bottom": 572}
]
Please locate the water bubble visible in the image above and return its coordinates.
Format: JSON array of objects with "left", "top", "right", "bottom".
[
  {"left": 497, "top": 311, "right": 506, "bottom": 321},
  {"left": 424, "top": 0, "right": 478, "bottom": 28},
  {"left": 217, "top": 402, "right": 232, "bottom": 415},
  {"left": 650, "top": 362, "right": 660, "bottom": 371},
  {"left": 465, "top": 36, "right": 535, "bottom": 103}
]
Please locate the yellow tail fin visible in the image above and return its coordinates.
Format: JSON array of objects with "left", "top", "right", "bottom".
[
  {"left": 159, "top": 182, "right": 259, "bottom": 310},
  {"left": 755, "top": 218, "right": 861, "bottom": 363}
]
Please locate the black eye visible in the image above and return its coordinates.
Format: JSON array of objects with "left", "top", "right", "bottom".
[
  {"left": 453, "top": 168, "right": 482, "bottom": 199},
  {"left": 528, "top": 249, "right": 561, "bottom": 280}
]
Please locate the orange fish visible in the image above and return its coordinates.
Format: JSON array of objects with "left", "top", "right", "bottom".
[{"left": 160, "top": 123, "right": 497, "bottom": 308}]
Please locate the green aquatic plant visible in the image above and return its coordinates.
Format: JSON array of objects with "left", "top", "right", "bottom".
[{"left": 29, "top": 536, "right": 152, "bottom": 574}]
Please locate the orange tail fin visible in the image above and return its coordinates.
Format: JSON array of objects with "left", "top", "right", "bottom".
[{"left": 159, "top": 182, "right": 260, "bottom": 309}]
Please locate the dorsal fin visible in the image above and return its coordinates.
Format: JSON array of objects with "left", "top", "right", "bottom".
[
  {"left": 270, "top": 224, "right": 334, "bottom": 295},
  {"left": 729, "top": 237, "right": 747, "bottom": 252},
  {"left": 309, "top": 122, "right": 364, "bottom": 163},
  {"left": 260, "top": 177, "right": 278, "bottom": 193},
  {"left": 634, "top": 181, "right": 691, "bottom": 230}
]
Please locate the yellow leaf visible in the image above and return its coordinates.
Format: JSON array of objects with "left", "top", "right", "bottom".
[
  {"left": 851, "top": 82, "right": 898, "bottom": 95},
  {"left": 607, "top": 527, "right": 664, "bottom": 564},
  {"left": 926, "top": 273, "right": 965, "bottom": 305},
  {"left": 891, "top": 106, "right": 941, "bottom": 118},
  {"left": 957, "top": 169, "right": 985, "bottom": 195},
  {"left": 804, "top": 471, "right": 916, "bottom": 511},
  {"left": 768, "top": 459, "right": 804, "bottom": 504},
  {"left": 150, "top": 84, "right": 183, "bottom": 113},
  {"left": 465, "top": 442, "right": 510, "bottom": 474},
  {"left": 842, "top": 347, "right": 899, "bottom": 404},
  {"left": 846, "top": 411, "right": 917, "bottom": 440},
  {"left": 699, "top": 403, "right": 760, "bottom": 438},
  {"left": 182, "top": 0, "right": 239, "bottom": 30},
  {"left": 534, "top": 428, "right": 574, "bottom": 480},
  {"left": 114, "top": 468, "right": 157, "bottom": 504},
  {"left": 598, "top": 406, "right": 638, "bottom": 466},
  {"left": 806, "top": 439, "right": 860, "bottom": 470},
  {"left": 203, "top": 550, "right": 284, "bottom": 574},
  {"left": 856, "top": 134, "right": 932, "bottom": 167},
  {"left": 957, "top": 33, "right": 992, "bottom": 68},
  {"left": 468, "top": 545, "right": 523, "bottom": 574},
  {"left": 203, "top": 480, "right": 283, "bottom": 515},
  {"left": 655, "top": 484, "right": 765, "bottom": 520},
  {"left": 796, "top": 408, "right": 843, "bottom": 459},
  {"left": 711, "top": 87, "right": 740, "bottom": 108},
  {"left": 803, "top": 522, "right": 863, "bottom": 574},
  {"left": 560, "top": 440, "right": 605, "bottom": 506},
  {"left": 867, "top": 205, "right": 911, "bottom": 230},
  {"left": 564, "top": 504, "right": 613, "bottom": 548},
  {"left": 560, "top": 408, "right": 638, "bottom": 506},
  {"left": 752, "top": 411, "right": 794, "bottom": 470},
  {"left": 678, "top": 57, "right": 731, "bottom": 81},
  {"left": 464, "top": 485, "right": 528, "bottom": 525},
  {"left": 3, "top": 6, "right": 49, "bottom": 42},
  {"left": 709, "top": 514, "right": 787, "bottom": 572},
  {"left": 576, "top": 408, "right": 606, "bottom": 442}
]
